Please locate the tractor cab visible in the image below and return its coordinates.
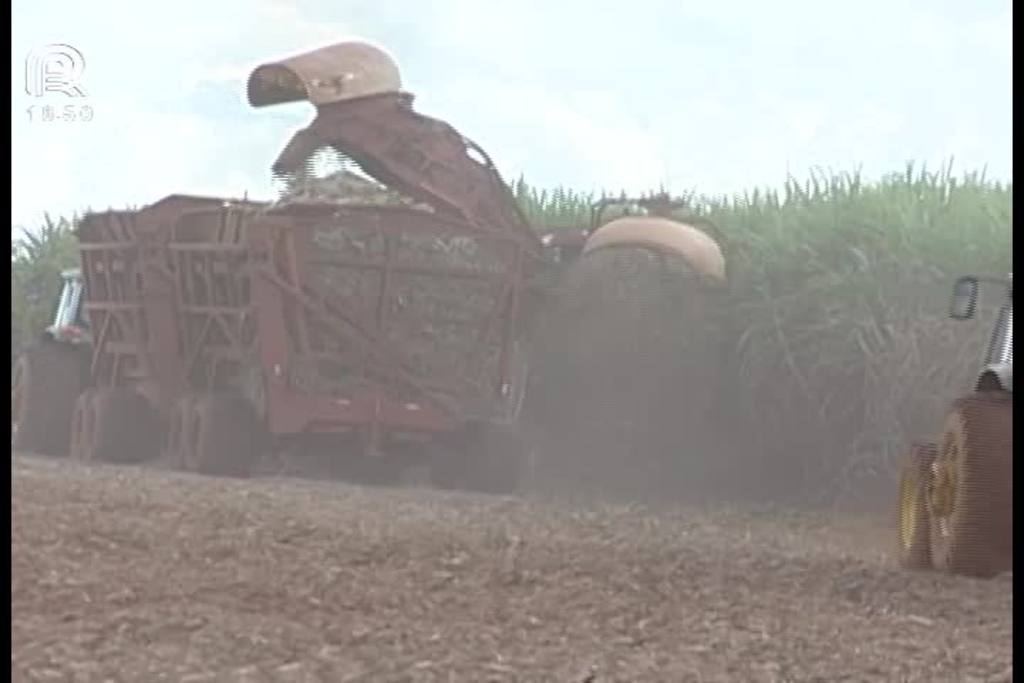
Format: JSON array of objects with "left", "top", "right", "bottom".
[
  {"left": 949, "top": 272, "right": 1012, "bottom": 392},
  {"left": 46, "top": 268, "right": 90, "bottom": 345},
  {"left": 535, "top": 197, "right": 667, "bottom": 264},
  {"left": 536, "top": 194, "right": 726, "bottom": 286}
]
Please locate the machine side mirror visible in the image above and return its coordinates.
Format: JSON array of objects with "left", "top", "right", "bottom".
[{"left": 950, "top": 276, "right": 979, "bottom": 320}]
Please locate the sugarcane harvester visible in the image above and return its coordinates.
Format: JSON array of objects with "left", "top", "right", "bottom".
[
  {"left": 11, "top": 41, "right": 727, "bottom": 493},
  {"left": 897, "top": 273, "right": 1012, "bottom": 578}
]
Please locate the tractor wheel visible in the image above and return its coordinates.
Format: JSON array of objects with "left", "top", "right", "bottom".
[
  {"left": 431, "top": 420, "right": 526, "bottom": 495},
  {"left": 11, "top": 342, "right": 84, "bottom": 456},
  {"left": 503, "top": 340, "right": 531, "bottom": 423},
  {"left": 69, "top": 389, "right": 98, "bottom": 462},
  {"left": 927, "top": 391, "right": 1013, "bottom": 578},
  {"left": 83, "top": 388, "right": 161, "bottom": 464},
  {"left": 896, "top": 441, "right": 936, "bottom": 570},
  {"left": 346, "top": 456, "right": 406, "bottom": 488},
  {"left": 471, "top": 420, "right": 528, "bottom": 495},
  {"left": 163, "top": 395, "right": 200, "bottom": 470},
  {"left": 187, "top": 395, "right": 264, "bottom": 477}
]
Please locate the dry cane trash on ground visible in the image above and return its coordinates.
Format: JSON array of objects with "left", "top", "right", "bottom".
[{"left": 11, "top": 456, "right": 1013, "bottom": 682}]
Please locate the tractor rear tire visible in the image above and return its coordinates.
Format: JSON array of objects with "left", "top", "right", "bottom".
[
  {"left": 896, "top": 441, "right": 936, "bottom": 570},
  {"left": 928, "top": 391, "right": 1013, "bottom": 578},
  {"left": 431, "top": 420, "right": 526, "bottom": 495},
  {"left": 187, "top": 395, "right": 264, "bottom": 477},
  {"left": 84, "top": 388, "right": 161, "bottom": 464},
  {"left": 11, "top": 342, "right": 84, "bottom": 456}
]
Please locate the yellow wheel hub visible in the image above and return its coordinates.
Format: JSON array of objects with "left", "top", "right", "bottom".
[
  {"left": 928, "top": 452, "right": 958, "bottom": 535},
  {"left": 899, "top": 475, "right": 919, "bottom": 550}
]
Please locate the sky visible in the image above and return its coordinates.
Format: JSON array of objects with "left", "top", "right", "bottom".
[{"left": 11, "top": 0, "right": 1012, "bottom": 231}]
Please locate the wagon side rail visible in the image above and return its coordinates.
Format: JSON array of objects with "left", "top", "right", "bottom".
[
  {"left": 76, "top": 209, "right": 183, "bottom": 409},
  {"left": 170, "top": 205, "right": 527, "bottom": 439}
]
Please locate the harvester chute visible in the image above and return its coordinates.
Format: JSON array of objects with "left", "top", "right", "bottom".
[{"left": 247, "top": 40, "right": 402, "bottom": 108}]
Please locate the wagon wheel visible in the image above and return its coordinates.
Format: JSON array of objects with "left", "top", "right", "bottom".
[
  {"left": 83, "top": 388, "right": 161, "bottom": 464},
  {"left": 186, "top": 395, "right": 265, "bottom": 478},
  {"left": 163, "top": 395, "right": 199, "bottom": 470},
  {"left": 431, "top": 419, "right": 525, "bottom": 495},
  {"left": 429, "top": 341, "right": 531, "bottom": 495},
  {"left": 11, "top": 342, "right": 83, "bottom": 456},
  {"left": 896, "top": 441, "right": 936, "bottom": 570},
  {"left": 237, "top": 363, "right": 268, "bottom": 421},
  {"left": 495, "top": 340, "right": 535, "bottom": 487},
  {"left": 927, "top": 391, "right": 1013, "bottom": 578}
]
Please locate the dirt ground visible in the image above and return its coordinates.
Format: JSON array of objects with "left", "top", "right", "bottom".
[{"left": 11, "top": 454, "right": 1012, "bottom": 683}]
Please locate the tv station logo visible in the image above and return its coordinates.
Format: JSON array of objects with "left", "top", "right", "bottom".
[{"left": 24, "top": 43, "right": 94, "bottom": 124}]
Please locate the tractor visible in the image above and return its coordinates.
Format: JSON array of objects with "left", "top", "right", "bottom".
[
  {"left": 897, "top": 273, "right": 1012, "bottom": 578},
  {"left": 11, "top": 268, "right": 91, "bottom": 457}
]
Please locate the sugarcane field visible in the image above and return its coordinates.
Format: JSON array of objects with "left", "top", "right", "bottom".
[{"left": 11, "top": 2, "right": 1012, "bottom": 681}]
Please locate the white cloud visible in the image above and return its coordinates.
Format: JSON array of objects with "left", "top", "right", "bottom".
[{"left": 493, "top": 85, "right": 668, "bottom": 191}]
